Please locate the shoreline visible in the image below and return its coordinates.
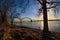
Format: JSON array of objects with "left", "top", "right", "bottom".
[{"left": 0, "top": 25, "right": 60, "bottom": 40}]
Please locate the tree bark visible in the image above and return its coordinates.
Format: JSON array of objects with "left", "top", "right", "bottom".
[
  {"left": 11, "top": 18, "right": 14, "bottom": 25},
  {"left": 42, "top": 0, "right": 49, "bottom": 32},
  {"left": 1, "top": 13, "right": 8, "bottom": 25}
]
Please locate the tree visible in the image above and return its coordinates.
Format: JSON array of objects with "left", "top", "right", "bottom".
[
  {"left": 37, "top": 0, "right": 60, "bottom": 39},
  {"left": 37, "top": 0, "right": 60, "bottom": 32},
  {"left": 10, "top": 13, "right": 20, "bottom": 25},
  {"left": 8, "top": 8, "right": 20, "bottom": 25},
  {"left": 42, "top": 0, "right": 49, "bottom": 32},
  {"left": 0, "top": 0, "right": 29, "bottom": 25},
  {"left": 0, "top": 0, "right": 15, "bottom": 25}
]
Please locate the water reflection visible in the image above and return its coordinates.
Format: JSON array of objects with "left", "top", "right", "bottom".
[
  {"left": 14, "top": 21, "right": 60, "bottom": 32},
  {"left": 48, "top": 21, "right": 60, "bottom": 32}
]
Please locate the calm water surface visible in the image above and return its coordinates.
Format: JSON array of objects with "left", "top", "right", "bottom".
[{"left": 14, "top": 21, "right": 60, "bottom": 32}]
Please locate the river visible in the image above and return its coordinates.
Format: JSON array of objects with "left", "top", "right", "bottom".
[{"left": 14, "top": 21, "right": 60, "bottom": 32}]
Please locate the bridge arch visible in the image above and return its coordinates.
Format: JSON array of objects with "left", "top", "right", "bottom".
[
  {"left": 13, "top": 18, "right": 21, "bottom": 22},
  {"left": 21, "top": 17, "right": 32, "bottom": 22},
  {"left": 13, "top": 17, "right": 32, "bottom": 23}
]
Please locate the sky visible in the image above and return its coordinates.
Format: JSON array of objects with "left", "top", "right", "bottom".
[
  {"left": 15, "top": 0, "right": 40, "bottom": 20},
  {"left": 13, "top": 0, "right": 60, "bottom": 20}
]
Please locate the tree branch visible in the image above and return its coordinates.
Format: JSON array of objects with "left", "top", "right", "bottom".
[
  {"left": 47, "top": 2, "right": 60, "bottom": 3},
  {"left": 47, "top": 3, "right": 60, "bottom": 9},
  {"left": 37, "top": 0, "right": 42, "bottom": 5}
]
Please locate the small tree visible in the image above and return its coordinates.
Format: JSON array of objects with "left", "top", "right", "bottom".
[
  {"left": 8, "top": 8, "right": 20, "bottom": 25},
  {"left": 10, "top": 13, "right": 20, "bottom": 25}
]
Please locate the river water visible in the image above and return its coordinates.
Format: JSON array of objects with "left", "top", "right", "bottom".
[{"left": 14, "top": 21, "right": 60, "bottom": 32}]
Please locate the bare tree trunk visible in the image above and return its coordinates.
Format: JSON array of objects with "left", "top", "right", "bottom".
[
  {"left": 42, "top": 0, "right": 50, "bottom": 40},
  {"left": 11, "top": 18, "right": 14, "bottom": 25},
  {"left": 1, "top": 13, "right": 8, "bottom": 25},
  {"left": 42, "top": 0, "right": 49, "bottom": 32}
]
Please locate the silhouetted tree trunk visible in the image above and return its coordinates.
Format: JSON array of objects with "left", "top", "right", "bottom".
[
  {"left": 11, "top": 18, "right": 14, "bottom": 25},
  {"left": 1, "top": 12, "right": 8, "bottom": 25},
  {"left": 42, "top": 0, "right": 49, "bottom": 32}
]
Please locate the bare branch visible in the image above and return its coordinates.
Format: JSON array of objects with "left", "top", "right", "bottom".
[
  {"left": 47, "top": 3, "right": 60, "bottom": 9},
  {"left": 37, "top": 0, "right": 42, "bottom": 5},
  {"left": 47, "top": 2, "right": 60, "bottom": 3}
]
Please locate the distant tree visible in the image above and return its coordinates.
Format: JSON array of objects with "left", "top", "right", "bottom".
[
  {"left": 10, "top": 13, "right": 20, "bottom": 25},
  {"left": 8, "top": 8, "right": 20, "bottom": 25}
]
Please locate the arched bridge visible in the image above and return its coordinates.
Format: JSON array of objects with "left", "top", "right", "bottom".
[
  {"left": 21, "top": 17, "right": 32, "bottom": 22},
  {"left": 14, "top": 17, "right": 32, "bottom": 22}
]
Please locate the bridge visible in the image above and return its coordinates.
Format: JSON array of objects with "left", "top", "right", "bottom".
[
  {"left": 21, "top": 17, "right": 32, "bottom": 22},
  {"left": 13, "top": 17, "right": 32, "bottom": 23},
  {"left": 13, "top": 17, "right": 60, "bottom": 23}
]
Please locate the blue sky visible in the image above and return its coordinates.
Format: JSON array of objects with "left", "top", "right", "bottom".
[
  {"left": 12, "top": 0, "right": 60, "bottom": 20},
  {"left": 15, "top": 0, "right": 40, "bottom": 19}
]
